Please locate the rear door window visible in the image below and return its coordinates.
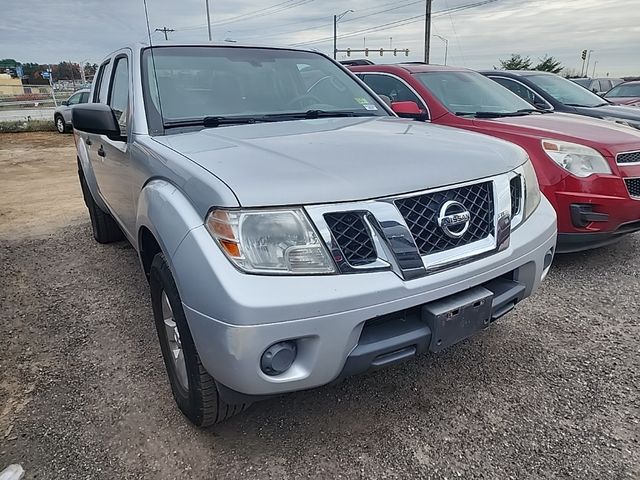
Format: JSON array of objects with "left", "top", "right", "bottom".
[
  {"left": 93, "top": 60, "right": 112, "bottom": 103},
  {"left": 108, "top": 56, "right": 130, "bottom": 131}
]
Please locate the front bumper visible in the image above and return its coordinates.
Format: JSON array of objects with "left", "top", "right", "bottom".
[{"left": 171, "top": 197, "right": 556, "bottom": 398}]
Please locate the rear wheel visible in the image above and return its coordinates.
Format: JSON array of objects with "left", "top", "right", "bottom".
[
  {"left": 149, "top": 253, "right": 249, "bottom": 426},
  {"left": 55, "top": 115, "right": 67, "bottom": 134},
  {"left": 78, "top": 166, "right": 123, "bottom": 243}
]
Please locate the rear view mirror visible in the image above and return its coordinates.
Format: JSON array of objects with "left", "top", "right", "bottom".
[
  {"left": 61, "top": 100, "right": 69, "bottom": 106},
  {"left": 72, "top": 103, "right": 123, "bottom": 140},
  {"left": 391, "top": 101, "right": 428, "bottom": 121}
]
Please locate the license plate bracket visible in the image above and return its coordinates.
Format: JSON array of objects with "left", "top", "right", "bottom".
[{"left": 422, "top": 286, "right": 494, "bottom": 353}]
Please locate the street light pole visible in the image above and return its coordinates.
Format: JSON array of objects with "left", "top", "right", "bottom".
[
  {"left": 333, "top": 10, "right": 354, "bottom": 59},
  {"left": 585, "top": 49, "right": 594, "bottom": 78},
  {"left": 205, "top": 0, "right": 212, "bottom": 41},
  {"left": 433, "top": 34, "right": 448, "bottom": 65}
]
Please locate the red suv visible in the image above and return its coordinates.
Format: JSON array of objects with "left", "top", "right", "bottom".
[{"left": 350, "top": 63, "right": 640, "bottom": 252}]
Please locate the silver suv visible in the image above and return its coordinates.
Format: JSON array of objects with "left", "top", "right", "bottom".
[
  {"left": 72, "top": 44, "right": 557, "bottom": 426},
  {"left": 54, "top": 88, "right": 90, "bottom": 133}
]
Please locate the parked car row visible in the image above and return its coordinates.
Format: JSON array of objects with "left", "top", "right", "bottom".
[
  {"left": 350, "top": 63, "right": 640, "bottom": 252},
  {"left": 571, "top": 77, "right": 624, "bottom": 95},
  {"left": 69, "top": 44, "right": 636, "bottom": 427}
]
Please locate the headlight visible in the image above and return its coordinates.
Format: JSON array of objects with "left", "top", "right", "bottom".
[
  {"left": 521, "top": 159, "right": 541, "bottom": 221},
  {"left": 541, "top": 139, "right": 612, "bottom": 177},
  {"left": 601, "top": 116, "right": 640, "bottom": 130},
  {"left": 205, "top": 208, "right": 336, "bottom": 274}
]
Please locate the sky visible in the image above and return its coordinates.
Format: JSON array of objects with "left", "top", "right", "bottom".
[{"left": 2, "top": 0, "right": 639, "bottom": 77}]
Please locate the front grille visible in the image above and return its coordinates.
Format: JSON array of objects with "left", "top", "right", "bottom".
[
  {"left": 625, "top": 178, "right": 640, "bottom": 198},
  {"left": 324, "top": 211, "right": 377, "bottom": 266},
  {"left": 617, "top": 151, "right": 640, "bottom": 164},
  {"left": 510, "top": 176, "right": 523, "bottom": 218},
  {"left": 395, "top": 181, "right": 494, "bottom": 256}
]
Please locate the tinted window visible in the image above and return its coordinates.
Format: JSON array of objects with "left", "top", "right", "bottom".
[
  {"left": 108, "top": 57, "right": 129, "bottom": 131},
  {"left": 415, "top": 71, "right": 532, "bottom": 115},
  {"left": 361, "top": 74, "right": 423, "bottom": 106},
  {"left": 79, "top": 92, "right": 89, "bottom": 103},
  {"left": 142, "top": 46, "right": 387, "bottom": 128},
  {"left": 605, "top": 83, "right": 640, "bottom": 98},
  {"left": 572, "top": 79, "right": 590, "bottom": 87},
  {"left": 526, "top": 74, "right": 606, "bottom": 107}
]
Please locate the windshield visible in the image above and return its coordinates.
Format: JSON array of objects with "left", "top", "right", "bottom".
[
  {"left": 414, "top": 70, "right": 534, "bottom": 115},
  {"left": 572, "top": 78, "right": 590, "bottom": 87},
  {"left": 526, "top": 74, "right": 606, "bottom": 107},
  {"left": 605, "top": 83, "right": 640, "bottom": 98},
  {"left": 142, "top": 46, "right": 387, "bottom": 130}
]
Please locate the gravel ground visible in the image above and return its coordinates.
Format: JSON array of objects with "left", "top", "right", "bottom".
[{"left": 1, "top": 134, "right": 639, "bottom": 479}]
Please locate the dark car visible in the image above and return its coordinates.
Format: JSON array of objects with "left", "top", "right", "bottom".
[
  {"left": 604, "top": 81, "right": 640, "bottom": 107},
  {"left": 480, "top": 70, "right": 640, "bottom": 130}
]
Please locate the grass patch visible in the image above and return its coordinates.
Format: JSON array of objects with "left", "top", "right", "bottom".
[{"left": 0, "top": 120, "right": 56, "bottom": 133}]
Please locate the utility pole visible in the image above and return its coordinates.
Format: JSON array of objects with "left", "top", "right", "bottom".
[
  {"left": 580, "top": 49, "right": 587, "bottom": 77},
  {"left": 592, "top": 60, "right": 598, "bottom": 78},
  {"left": 155, "top": 26, "right": 175, "bottom": 40},
  {"left": 424, "top": 0, "right": 433, "bottom": 63},
  {"left": 333, "top": 10, "right": 354, "bottom": 59},
  {"left": 205, "top": 0, "right": 212, "bottom": 41}
]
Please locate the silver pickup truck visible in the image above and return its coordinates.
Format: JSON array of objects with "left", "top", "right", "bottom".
[{"left": 72, "top": 44, "right": 557, "bottom": 426}]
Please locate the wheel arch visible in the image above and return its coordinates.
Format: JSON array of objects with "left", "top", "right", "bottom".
[{"left": 136, "top": 178, "right": 205, "bottom": 281}]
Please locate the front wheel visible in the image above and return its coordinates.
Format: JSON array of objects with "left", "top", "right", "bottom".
[
  {"left": 149, "top": 253, "right": 249, "bottom": 426},
  {"left": 55, "top": 115, "right": 67, "bottom": 134}
]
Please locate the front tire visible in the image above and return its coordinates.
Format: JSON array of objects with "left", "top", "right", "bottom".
[
  {"left": 78, "top": 166, "right": 123, "bottom": 243},
  {"left": 55, "top": 115, "right": 67, "bottom": 134},
  {"left": 149, "top": 253, "right": 249, "bottom": 426}
]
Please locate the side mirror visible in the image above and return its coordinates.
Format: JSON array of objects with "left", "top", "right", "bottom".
[
  {"left": 61, "top": 100, "right": 69, "bottom": 106},
  {"left": 72, "top": 103, "right": 124, "bottom": 140},
  {"left": 391, "top": 101, "right": 428, "bottom": 121}
]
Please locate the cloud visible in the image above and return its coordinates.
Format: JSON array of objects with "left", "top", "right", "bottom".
[{"left": 1, "top": 0, "right": 638, "bottom": 76}]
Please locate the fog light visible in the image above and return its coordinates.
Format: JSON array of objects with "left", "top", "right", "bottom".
[{"left": 261, "top": 341, "right": 297, "bottom": 376}]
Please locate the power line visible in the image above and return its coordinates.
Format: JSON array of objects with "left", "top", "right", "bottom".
[
  {"left": 176, "top": 0, "right": 314, "bottom": 32},
  {"left": 290, "top": 0, "right": 502, "bottom": 48}
]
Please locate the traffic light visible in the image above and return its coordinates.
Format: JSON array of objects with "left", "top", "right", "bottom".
[{"left": 581, "top": 49, "right": 587, "bottom": 60}]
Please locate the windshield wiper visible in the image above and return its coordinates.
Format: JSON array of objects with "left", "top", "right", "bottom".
[
  {"left": 455, "top": 109, "right": 546, "bottom": 118},
  {"left": 266, "top": 109, "right": 377, "bottom": 120},
  {"left": 565, "top": 103, "right": 609, "bottom": 108},
  {"left": 164, "top": 116, "right": 266, "bottom": 129},
  {"left": 163, "top": 110, "right": 376, "bottom": 129},
  {"left": 471, "top": 109, "right": 546, "bottom": 118}
]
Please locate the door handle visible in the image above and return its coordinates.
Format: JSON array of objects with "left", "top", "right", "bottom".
[
  {"left": 97, "top": 145, "right": 106, "bottom": 158},
  {"left": 85, "top": 138, "right": 92, "bottom": 146}
]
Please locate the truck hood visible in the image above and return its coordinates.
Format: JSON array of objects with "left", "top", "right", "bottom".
[
  {"left": 472, "top": 112, "right": 640, "bottom": 153},
  {"left": 154, "top": 117, "right": 527, "bottom": 206}
]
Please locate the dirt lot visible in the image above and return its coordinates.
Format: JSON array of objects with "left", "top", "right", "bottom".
[{"left": 1, "top": 132, "right": 639, "bottom": 479}]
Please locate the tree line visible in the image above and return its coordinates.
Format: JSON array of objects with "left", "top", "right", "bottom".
[
  {"left": 496, "top": 54, "right": 564, "bottom": 74},
  {"left": 0, "top": 59, "right": 99, "bottom": 84}
]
